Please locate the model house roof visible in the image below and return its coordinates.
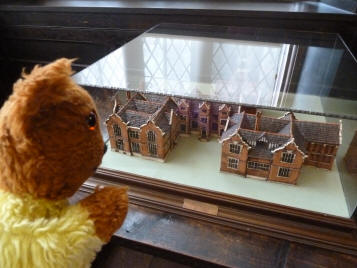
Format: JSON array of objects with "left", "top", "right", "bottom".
[
  {"left": 294, "top": 121, "right": 340, "bottom": 145},
  {"left": 220, "top": 111, "right": 340, "bottom": 157},
  {"left": 112, "top": 93, "right": 178, "bottom": 132},
  {"left": 120, "top": 110, "right": 150, "bottom": 127}
]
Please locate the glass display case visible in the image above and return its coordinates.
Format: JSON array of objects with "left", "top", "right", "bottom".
[{"left": 73, "top": 23, "right": 357, "bottom": 254}]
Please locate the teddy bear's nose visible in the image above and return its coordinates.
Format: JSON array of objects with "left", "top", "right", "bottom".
[{"left": 104, "top": 143, "right": 107, "bottom": 154}]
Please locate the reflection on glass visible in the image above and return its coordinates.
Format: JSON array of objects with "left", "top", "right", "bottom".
[{"left": 73, "top": 25, "right": 357, "bottom": 120}]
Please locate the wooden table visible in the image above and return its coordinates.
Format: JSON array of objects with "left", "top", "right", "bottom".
[{"left": 71, "top": 191, "right": 357, "bottom": 268}]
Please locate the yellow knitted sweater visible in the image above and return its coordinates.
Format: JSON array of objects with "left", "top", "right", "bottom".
[{"left": 0, "top": 191, "right": 103, "bottom": 268}]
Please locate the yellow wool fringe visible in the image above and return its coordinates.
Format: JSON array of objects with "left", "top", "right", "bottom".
[{"left": 0, "top": 191, "right": 103, "bottom": 268}]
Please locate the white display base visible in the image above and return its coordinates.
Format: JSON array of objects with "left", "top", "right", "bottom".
[{"left": 101, "top": 135, "right": 349, "bottom": 218}]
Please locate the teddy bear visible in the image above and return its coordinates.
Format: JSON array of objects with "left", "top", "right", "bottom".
[{"left": 0, "top": 58, "right": 128, "bottom": 268}]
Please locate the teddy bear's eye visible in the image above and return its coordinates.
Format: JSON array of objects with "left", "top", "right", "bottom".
[{"left": 88, "top": 112, "right": 97, "bottom": 130}]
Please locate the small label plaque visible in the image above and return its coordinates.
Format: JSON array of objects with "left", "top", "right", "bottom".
[{"left": 183, "top": 199, "right": 218, "bottom": 216}]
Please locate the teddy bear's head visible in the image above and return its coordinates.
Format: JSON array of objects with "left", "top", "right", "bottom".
[{"left": 0, "top": 59, "right": 105, "bottom": 200}]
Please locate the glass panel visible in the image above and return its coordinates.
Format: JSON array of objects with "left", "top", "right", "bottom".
[
  {"left": 74, "top": 24, "right": 357, "bottom": 120},
  {"left": 73, "top": 24, "right": 357, "bottom": 218}
]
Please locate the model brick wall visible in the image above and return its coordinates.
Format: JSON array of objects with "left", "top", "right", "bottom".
[
  {"left": 106, "top": 117, "right": 130, "bottom": 154},
  {"left": 199, "top": 102, "right": 211, "bottom": 141},
  {"left": 106, "top": 94, "right": 180, "bottom": 161},
  {"left": 220, "top": 135, "right": 249, "bottom": 176},
  {"left": 268, "top": 143, "right": 304, "bottom": 184},
  {"left": 304, "top": 142, "right": 338, "bottom": 170},
  {"left": 220, "top": 112, "right": 340, "bottom": 184},
  {"left": 344, "top": 131, "right": 357, "bottom": 173}
]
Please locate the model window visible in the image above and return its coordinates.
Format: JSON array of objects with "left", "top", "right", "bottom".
[
  {"left": 212, "top": 123, "right": 218, "bottom": 131},
  {"left": 202, "top": 108, "right": 207, "bottom": 113},
  {"left": 247, "top": 161, "right": 269, "bottom": 171},
  {"left": 278, "top": 167, "right": 290, "bottom": 177},
  {"left": 116, "top": 139, "right": 124, "bottom": 150},
  {"left": 228, "top": 158, "right": 238, "bottom": 169},
  {"left": 221, "top": 119, "right": 227, "bottom": 126},
  {"left": 201, "top": 117, "right": 207, "bottom": 123},
  {"left": 148, "top": 143, "right": 157, "bottom": 156},
  {"left": 281, "top": 152, "right": 295, "bottom": 163},
  {"left": 147, "top": 131, "right": 156, "bottom": 142},
  {"left": 131, "top": 142, "right": 140, "bottom": 153},
  {"left": 181, "top": 107, "right": 185, "bottom": 111},
  {"left": 193, "top": 113, "right": 198, "bottom": 119},
  {"left": 191, "top": 121, "right": 198, "bottom": 129},
  {"left": 229, "top": 144, "right": 241, "bottom": 154},
  {"left": 129, "top": 130, "right": 139, "bottom": 139},
  {"left": 113, "top": 124, "right": 121, "bottom": 137},
  {"left": 181, "top": 124, "right": 186, "bottom": 132},
  {"left": 326, "top": 145, "right": 335, "bottom": 154}
]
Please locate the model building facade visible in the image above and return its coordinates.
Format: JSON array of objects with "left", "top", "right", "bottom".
[
  {"left": 176, "top": 99, "right": 256, "bottom": 141},
  {"left": 106, "top": 93, "right": 180, "bottom": 161},
  {"left": 220, "top": 112, "right": 341, "bottom": 184},
  {"left": 107, "top": 92, "right": 341, "bottom": 184}
]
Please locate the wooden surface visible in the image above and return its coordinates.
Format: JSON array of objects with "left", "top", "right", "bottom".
[{"left": 70, "top": 191, "right": 357, "bottom": 268}]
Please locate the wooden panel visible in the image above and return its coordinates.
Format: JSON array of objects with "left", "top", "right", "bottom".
[
  {"left": 70, "top": 190, "right": 357, "bottom": 268},
  {"left": 81, "top": 171, "right": 357, "bottom": 257},
  {"left": 3, "top": 25, "right": 141, "bottom": 48},
  {"left": 285, "top": 243, "right": 357, "bottom": 268},
  {"left": 92, "top": 245, "right": 153, "bottom": 268},
  {"left": 117, "top": 206, "right": 288, "bottom": 267}
]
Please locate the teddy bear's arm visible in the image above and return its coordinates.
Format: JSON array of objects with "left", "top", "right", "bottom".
[{"left": 79, "top": 186, "right": 128, "bottom": 242}]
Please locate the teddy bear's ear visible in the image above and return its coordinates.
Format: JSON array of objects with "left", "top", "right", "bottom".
[
  {"left": 5, "top": 58, "right": 77, "bottom": 139},
  {"left": 13, "top": 58, "right": 76, "bottom": 97}
]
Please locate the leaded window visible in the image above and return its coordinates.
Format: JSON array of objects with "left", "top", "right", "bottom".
[
  {"left": 116, "top": 139, "right": 124, "bottom": 150},
  {"left": 148, "top": 143, "right": 157, "bottom": 156},
  {"left": 281, "top": 152, "right": 295, "bottom": 163},
  {"left": 228, "top": 158, "right": 238, "bottom": 169},
  {"left": 229, "top": 144, "right": 241, "bottom": 154},
  {"left": 129, "top": 130, "right": 139, "bottom": 139},
  {"left": 131, "top": 142, "right": 140, "bottom": 153},
  {"left": 278, "top": 167, "right": 290, "bottom": 177},
  {"left": 147, "top": 131, "right": 156, "bottom": 142},
  {"left": 247, "top": 161, "right": 269, "bottom": 171},
  {"left": 113, "top": 124, "right": 121, "bottom": 137}
]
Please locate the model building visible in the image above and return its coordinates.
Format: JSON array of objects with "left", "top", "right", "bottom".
[
  {"left": 106, "top": 93, "right": 180, "bottom": 161},
  {"left": 344, "top": 131, "right": 357, "bottom": 173},
  {"left": 220, "top": 112, "right": 341, "bottom": 184},
  {"left": 107, "top": 92, "right": 341, "bottom": 184},
  {"left": 176, "top": 98, "right": 256, "bottom": 141}
]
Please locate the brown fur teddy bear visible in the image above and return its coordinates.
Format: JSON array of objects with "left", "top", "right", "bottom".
[{"left": 0, "top": 59, "right": 128, "bottom": 267}]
